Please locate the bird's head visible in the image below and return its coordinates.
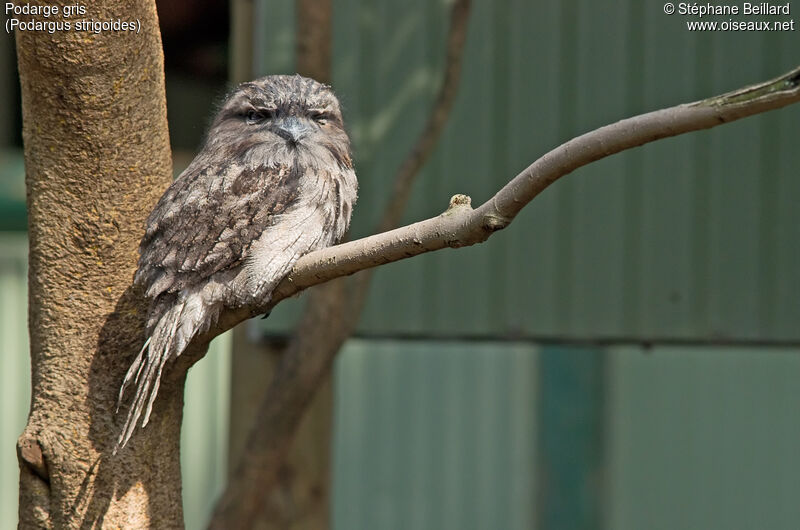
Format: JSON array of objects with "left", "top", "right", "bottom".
[{"left": 207, "top": 74, "right": 353, "bottom": 171}]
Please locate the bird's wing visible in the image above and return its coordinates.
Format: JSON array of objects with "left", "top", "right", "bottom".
[{"left": 134, "top": 162, "right": 303, "bottom": 300}]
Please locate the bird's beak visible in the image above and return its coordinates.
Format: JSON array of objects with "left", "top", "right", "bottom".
[{"left": 272, "top": 116, "right": 310, "bottom": 145}]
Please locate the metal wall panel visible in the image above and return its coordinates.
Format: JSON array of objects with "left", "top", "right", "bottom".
[
  {"left": 333, "top": 340, "right": 800, "bottom": 530},
  {"left": 181, "top": 331, "right": 231, "bottom": 530},
  {"left": 331, "top": 339, "right": 800, "bottom": 530},
  {"left": 537, "top": 345, "right": 605, "bottom": 529},
  {"left": 0, "top": 235, "right": 230, "bottom": 530},
  {"left": 0, "top": 234, "right": 30, "bottom": 525},
  {"left": 254, "top": 0, "right": 800, "bottom": 342},
  {"left": 606, "top": 345, "right": 800, "bottom": 530},
  {"left": 332, "top": 339, "right": 538, "bottom": 530}
]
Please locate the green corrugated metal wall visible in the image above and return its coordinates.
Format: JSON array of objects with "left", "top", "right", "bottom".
[
  {"left": 0, "top": 234, "right": 30, "bottom": 523},
  {"left": 332, "top": 340, "right": 539, "bottom": 530},
  {"left": 259, "top": 0, "right": 799, "bottom": 342},
  {"left": 607, "top": 346, "right": 800, "bottom": 530},
  {"left": 244, "top": 1, "right": 800, "bottom": 529},
  {"left": 332, "top": 340, "right": 800, "bottom": 530},
  {"left": 181, "top": 331, "right": 231, "bottom": 530},
  {"left": 0, "top": 234, "right": 231, "bottom": 530}
]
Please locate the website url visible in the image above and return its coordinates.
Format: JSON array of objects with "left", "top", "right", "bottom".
[{"left": 687, "top": 19, "right": 796, "bottom": 30}]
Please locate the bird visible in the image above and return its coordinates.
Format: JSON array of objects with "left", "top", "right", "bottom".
[{"left": 115, "top": 74, "right": 358, "bottom": 452}]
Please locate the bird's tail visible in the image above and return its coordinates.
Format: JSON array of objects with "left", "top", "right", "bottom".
[{"left": 114, "top": 295, "right": 204, "bottom": 453}]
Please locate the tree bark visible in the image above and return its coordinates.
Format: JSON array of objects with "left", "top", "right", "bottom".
[{"left": 15, "top": 1, "right": 180, "bottom": 527}]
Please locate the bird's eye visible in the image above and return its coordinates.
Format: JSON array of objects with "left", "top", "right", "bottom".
[
  {"left": 310, "top": 111, "right": 331, "bottom": 124},
  {"left": 245, "top": 110, "right": 263, "bottom": 124},
  {"left": 245, "top": 109, "right": 274, "bottom": 124}
]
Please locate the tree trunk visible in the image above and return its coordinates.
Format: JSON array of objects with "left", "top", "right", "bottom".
[{"left": 15, "top": 1, "right": 181, "bottom": 527}]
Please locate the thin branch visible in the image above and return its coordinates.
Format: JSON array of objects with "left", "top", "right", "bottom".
[
  {"left": 277, "top": 63, "right": 800, "bottom": 302},
  {"left": 345, "top": 0, "right": 472, "bottom": 319},
  {"left": 202, "top": 63, "right": 800, "bottom": 344}
]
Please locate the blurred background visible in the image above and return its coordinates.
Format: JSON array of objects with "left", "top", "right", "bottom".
[{"left": 1, "top": 0, "right": 799, "bottom": 528}]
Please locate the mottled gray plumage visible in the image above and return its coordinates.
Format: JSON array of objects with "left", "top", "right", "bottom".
[{"left": 115, "top": 75, "right": 357, "bottom": 451}]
